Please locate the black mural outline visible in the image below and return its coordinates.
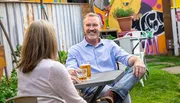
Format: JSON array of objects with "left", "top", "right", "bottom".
[{"left": 133, "top": 10, "right": 164, "bottom": 36}]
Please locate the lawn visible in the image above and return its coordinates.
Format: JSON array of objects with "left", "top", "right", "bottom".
[{"left": 131, "top": 55, "right": 180, "bottom": 103}]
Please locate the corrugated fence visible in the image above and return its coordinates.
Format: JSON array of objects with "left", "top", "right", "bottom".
[{"left": 0, "top": 2, "right": 84, "bottom": 76}]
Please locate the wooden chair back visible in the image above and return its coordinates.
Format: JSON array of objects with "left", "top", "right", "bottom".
[{"left": 6, "top": 95, "right": 66, "bottom": 103}]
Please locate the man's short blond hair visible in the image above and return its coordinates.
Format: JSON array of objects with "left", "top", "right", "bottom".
[{"left": 83, "top": 12, "right": 102, "bottom": 26}]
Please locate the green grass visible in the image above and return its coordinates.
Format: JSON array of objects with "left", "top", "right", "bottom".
[{"left": 131, "top": 55, "right": 180, "bottom": 103}]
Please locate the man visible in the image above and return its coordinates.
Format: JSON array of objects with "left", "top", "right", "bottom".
[{"left": 66, "top": 12, "right": 146, "bottom": 103}]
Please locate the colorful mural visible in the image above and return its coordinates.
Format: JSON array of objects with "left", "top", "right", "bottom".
[
  {"left": 93, "top": 0, "right": 167, "bottom": 55},
  {"left": 171, "top": 0, "right": 180, "bottom": 8}
]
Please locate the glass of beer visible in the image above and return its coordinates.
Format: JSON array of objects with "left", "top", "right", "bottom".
[
  {"left": 75, "top": 68, "right": 87, "bottom": 81},
  {"left": 80, "top": 61, "right": 91, "bottom": 78}
]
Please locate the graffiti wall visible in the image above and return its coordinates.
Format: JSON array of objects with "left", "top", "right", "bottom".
[{"left": 94, "top": 0, "right": 167, "bottom": 55}]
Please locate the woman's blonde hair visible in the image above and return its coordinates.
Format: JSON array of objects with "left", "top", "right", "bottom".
[{"left": 18, "top": 20, "right": 58, "bottom": 73}]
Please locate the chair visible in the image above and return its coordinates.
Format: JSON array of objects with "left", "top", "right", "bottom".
[
  {"left": 124, "top": 31, "right": 149, "bottom": 87},
  {"left": 6, "top": 95, "right": 66, "bottom": 103},
  {"left": 114, "top": 31, "right": 149, "bottom": 87},
  {"left": 124, "top": 31, "right": 148, "bottom": 56}
]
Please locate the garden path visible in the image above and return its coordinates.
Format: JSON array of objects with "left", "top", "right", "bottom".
[{"left": 163, "top": 66, "right": 180, "bottom": 74}]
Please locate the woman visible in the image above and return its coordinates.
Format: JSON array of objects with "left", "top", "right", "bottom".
[{"left": 17, "top": 20, "right": 86, "bottom": 103}]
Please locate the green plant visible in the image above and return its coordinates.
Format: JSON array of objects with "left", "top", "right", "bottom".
[
  {"left": 105, "top": 18, "right": 109, "bottom": 28},
  {"left": 58, "top": 51, "right": 68, "bottom": 64},
  {"left": 0, "top": 69, "right": 17, "bottom": 103},
  {"left": 14, "top": 44, "right": 21, "bottom": 57},
  {"left": 107, "top": 35, "right": 116, "bottom": 40},
  {"left": 0, "top": 44, "right": 20, "bottom": 102},
  {"left": 112, "top": 8, "right": 134, "bottom": 18},
  {"left": 12, "top": 44, "right": 21, "bottom": 64}
]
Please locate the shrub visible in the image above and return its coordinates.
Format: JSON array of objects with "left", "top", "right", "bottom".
[
  {"left": 107, "top": 35, "right": 116, "bottom": 40},
  {"left": 0, "top": 69, "right": 17, "bottom": 103},
  {"left": 57, "top": 51, "right": 68, "bottom": 64},
  {"left": 113, "top": 8, "right": 134, "bottom": 18}
]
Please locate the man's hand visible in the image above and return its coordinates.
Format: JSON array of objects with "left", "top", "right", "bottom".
[
  {"left": 68, "top": 69, "right": 76, "bottom": 76},
  {"left": 71, "top": 76, "right": 82, "bottom": 84},
  {"left": 133, "top": 58, "right": 146, "bottom": 78},
  {"left": 68, "top": 69, "right": 82, "bottom": 84}
]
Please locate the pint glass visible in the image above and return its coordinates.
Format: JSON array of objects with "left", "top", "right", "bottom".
[
  {"left": 80, "top": 61, "right": 91, "bottom": 78},
  {"left": 75, "top": 68, "right": 87, "bottom": 81}
]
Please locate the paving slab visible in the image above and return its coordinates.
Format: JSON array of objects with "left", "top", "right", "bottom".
[
  {"left": 146, "top": 58, "right": 157, "bottom": 63},
  {"left": 162, "top": 66, "right": 180, "bottom": 74},
  {"left": 155, "top": 62, "right": 175, "bottom": 66}
]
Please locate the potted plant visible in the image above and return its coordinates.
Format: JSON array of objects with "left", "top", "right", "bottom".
[{"left": 112, "top": 8, "right": 134, "bottom": 31}]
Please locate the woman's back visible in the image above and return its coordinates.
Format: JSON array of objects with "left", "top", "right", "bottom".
[{"left": 18, "top": 59, "right": 86, "bottom": 103}]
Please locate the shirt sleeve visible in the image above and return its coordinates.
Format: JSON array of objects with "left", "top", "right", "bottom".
[
  {"left": 48, "top": 62, "right": 87, "bottom": 103},
  {"left": 66, "top": 48, "right": 79, "bottom": 70},
  {"left": 112, "top": 41, "right": 133, "bottom": 66}
]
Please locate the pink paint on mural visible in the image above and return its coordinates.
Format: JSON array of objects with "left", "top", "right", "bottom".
[
  {"left": 145, "top": 36, "right": 160, "bottom": 55},
  {"left": 97, "top": 13, "right": 104, "bottom": 25},
  {"left": 142, "top": 0, "right": 157, "bottom": 7},
  {"left": 156, "top": 4, "right": 161, "bottom": 9},
  {"left": 176, "top": 11, "right": 180, "bottom": 21}
]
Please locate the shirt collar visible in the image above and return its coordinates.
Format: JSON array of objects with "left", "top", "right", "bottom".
[{"left": 82, "top": 37, "right": 104, "bottom": 47}]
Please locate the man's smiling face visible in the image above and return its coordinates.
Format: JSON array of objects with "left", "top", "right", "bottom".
[{"left": 83, "top": 16, "right": 101, "bottom": 41}]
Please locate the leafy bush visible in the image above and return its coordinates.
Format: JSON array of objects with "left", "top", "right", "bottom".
[
  {"left": 113, "top": 8, "right": 134, "bottom": 18},
  {"left": 12, "top": 44, "right": 21, "bottom": 64},
  {"left": 0, "top": 44, "right": 19, "bottom": 102},
  {"left": 14, "top": 44, "right": 21, "bottom": 58},
  {"left": 107, "top": 35, "right": 116, "bottom": 40},
  {"left": 57, "top": 51, "right": 68, "bottom": 64},
  {"left": 0, "top": 69, "right": 17, "bottom": 103}
]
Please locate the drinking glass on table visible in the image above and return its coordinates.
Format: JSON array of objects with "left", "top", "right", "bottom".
[
  {"left": 75, "top": 68, "right": 87, "bottom": 81},
  {"left": 80, "top": 60, "right": 91, "bottom": 79}
]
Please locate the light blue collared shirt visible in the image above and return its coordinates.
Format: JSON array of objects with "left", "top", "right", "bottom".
[{"left": 66, "top": 38, "right": 132, "bottom": 73}]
